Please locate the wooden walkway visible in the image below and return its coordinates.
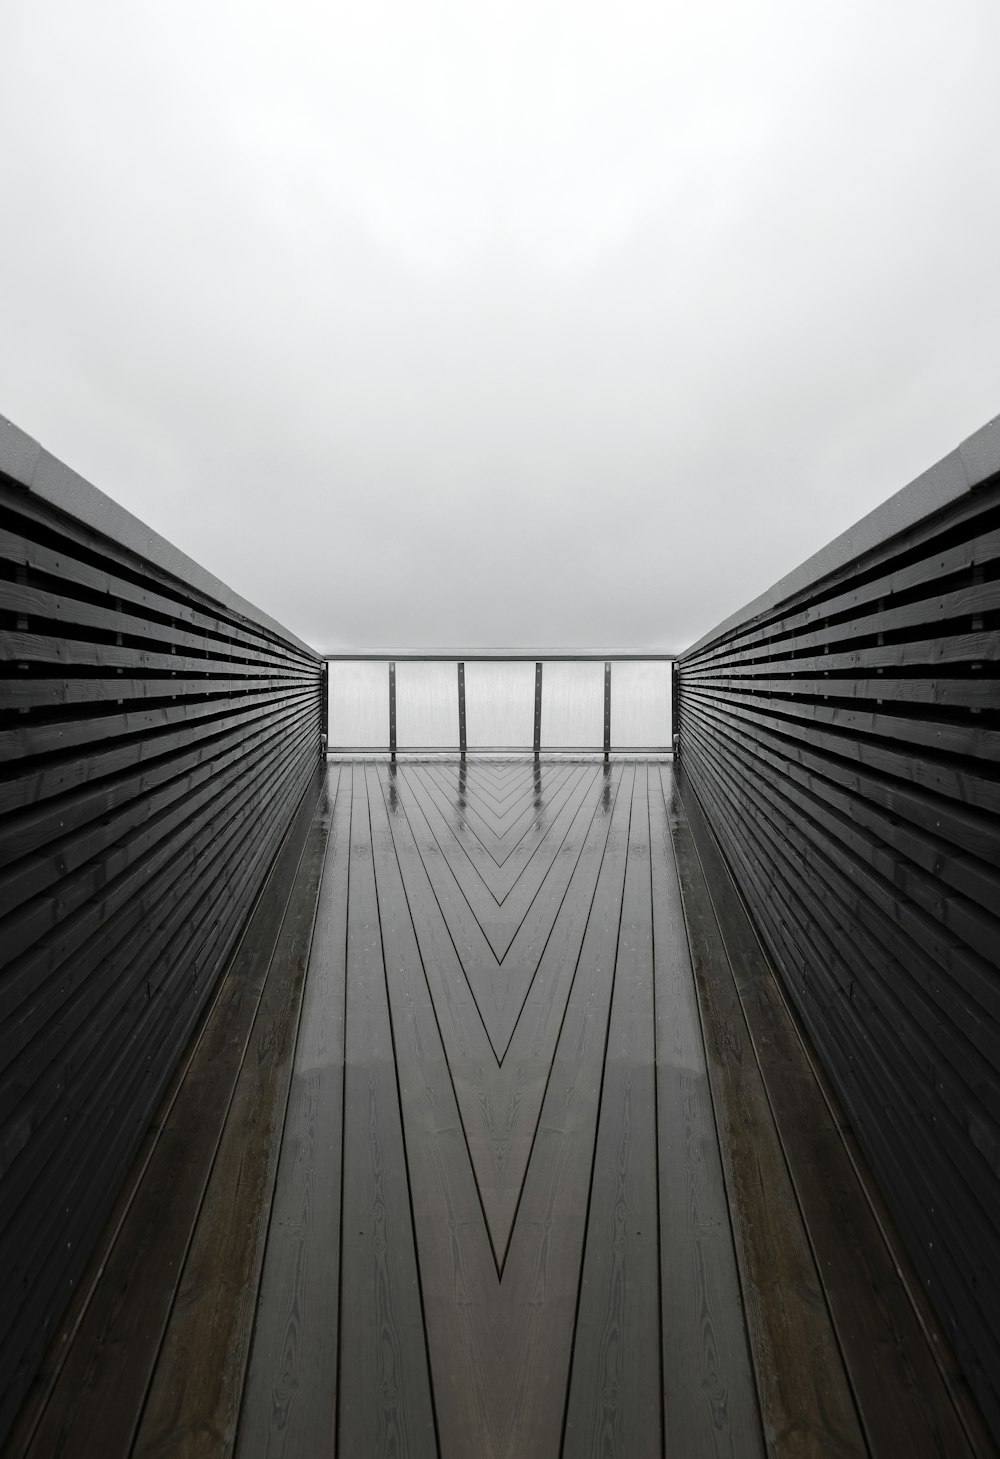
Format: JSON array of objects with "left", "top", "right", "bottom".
[{"left": 5, "top": 759, "right": 994, "bottom": 1459}]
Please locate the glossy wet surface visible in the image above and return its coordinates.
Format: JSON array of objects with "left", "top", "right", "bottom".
[{"left": 6, "top": 759, "right": 992, "bottom": 1459}]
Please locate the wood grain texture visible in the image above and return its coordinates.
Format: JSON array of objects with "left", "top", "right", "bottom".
[
  {"left": 336, "top": 764, "right": 437, "bottom": 1459},
  {"left": 236, "top": 766, "right": 351, "bottom": 1459},
  {"left": 649, "top": 763, "right": 763, "bottom": 1459},
  {"left": 5, "top": 754, "right": 990, "bottom": 1458},
  {"left": 6, "top": 771, "right": 325, "bottom": 1459},
  {"left": 676, "top": 475, "right": 1000, "bottom": 1444},
  {"left": 669, "top": 783, "right": 867, "bottom": 1458},
  {"left": 680, "top": 771, "right": 998, "bottom": 1459},
  {"left": 0, "top": 476, "right": 323, "bottom": 1447},
  {"left": 129, "top": 784, "right": 331, "bottom": 1459},
  {"left": 564, "top": 764, "right": 661, "bottom": 1458},
  {"left": 366, "top": 761, "right": 500, "bottom": 1459}
]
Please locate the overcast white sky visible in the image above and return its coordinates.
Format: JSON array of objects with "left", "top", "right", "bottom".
[{"left": 2, "top": 0, "right": 999, "bottom": 652}]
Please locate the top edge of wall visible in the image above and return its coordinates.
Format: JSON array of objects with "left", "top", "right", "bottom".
[
  {"left": 0, "top": 414, "right": 320, "bottom": 658},
  {"left": 321, "top": 649, "right": 677, "bottom": 660},
  {"left": 680, "top": 413, "right": 1000, "bottom": 658}
]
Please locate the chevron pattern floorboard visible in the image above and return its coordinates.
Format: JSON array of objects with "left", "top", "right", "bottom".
[{"left": 10, "top": 759, "right": 991, "bottom": 1459}]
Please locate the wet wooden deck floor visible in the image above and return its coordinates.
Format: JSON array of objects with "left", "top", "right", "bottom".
[{"left": 4, "top": 758, "right": 994, "bottom": 1459}]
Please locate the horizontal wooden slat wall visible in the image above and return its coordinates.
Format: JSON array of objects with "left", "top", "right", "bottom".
[
  {"left": 676, "top": 473, "right": 1000, "bottom": 1440},
  {"left": 0, "top": 474, "right": 324, "bottom": 1442}
]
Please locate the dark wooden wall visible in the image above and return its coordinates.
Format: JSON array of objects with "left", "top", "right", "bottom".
[
  {"left": 0, "top": 472, "right": 324, "bottom": 1441},
  {"left": 676, "top": 471, "right": 1000, "bottom": 1438}
]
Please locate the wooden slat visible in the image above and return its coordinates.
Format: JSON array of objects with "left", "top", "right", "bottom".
[
  {"left": 649, "top": 763, "right": 763, "bottom": 1457},
  {"left": 130, "top": 779, "right": 330, "bottom": 1459},
  {"left": 5, "top": 767, "right": 326, "bottom": 1459},
  {"left": 684, "top": 750, "right": 1000, "bottom": 1436},
  {"left": 0, "top": 508, "right": 313, "bottom": 667},
  {"left": 683, "top": 737, "right": 1000, "bottom": 1277},
  {"left": 0, "top": 742, "right": 315, "bottom": 1217},
  {"left": 0, "top": 788, "right": 303, "bottom": 1442},
  {"left": 681, "top": 691, "right": 1000, "bottom": 847},
  {"left": 0, "top": 683, "right": 317, "bottom": 767},
  {"left": 676, "top": 476, "right": 1000, "bottom": 1442},
  {"left": 375, "top": 758, "right": 622, "bottom": 1268},
  {"left": 494, "top": 761, "right": 636, "bottom": 1457},
  {"left": 563, "top": 764, "right": 661, "bottom": 1457},
  {"left": 0, "top": 691, "right": 316, "bottom": 815},
  {"left": 684, "top": 728, "right": 1000, "bottom": 1080},
  {"left": 364, "top": 760, "right": 499, "bottom": 1459},
  {"left": 0, "top": 694, "right": 315, "bottom": 868},
  {"left": 0, "top": 752, "right": 319, "bottom": 1363},
  {"left": 680, "top": 700, "right": 1000, "bottom": 965},
  {"left": 6, "top": 752, "right": 992, "bottom": 1457},
  {"left": 680, "top": 770, "right": 993, "bottom": 1458},
  {"left": 0, "top": 629, "right": 316, "bottom": 682},
  {"left": 0, "top": 701, "right": 316, "bottom": 920},
  {"left": 236, "top": 767, "right": 352, "bottom": 1457},
  {"left": 336, "top": 763, "right": 437, "bottom": 1456},
  {"left": 680, "top": 672, "right": 996, "bottom": 711},
  {"left": 0, "top": 479, "right": 324, "bottom": 1450},
  {"left": 669, "top": 777, "right": 868, "bottom": 1457},
  {"left": 2, "top": 671, "right": 308, "bottom": 711},
  {"left": 680, "top": 512, "right": 1000, "bottom": 664},
  {"left": 0, "top": 733, "right": 318, "bottom": 1080},
  {"left": 679, "top": 683, "right": 1000, "bottom": 764}
]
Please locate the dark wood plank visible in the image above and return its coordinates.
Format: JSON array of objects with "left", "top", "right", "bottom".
[
  {"left": 402, "top": 762, "right": 597, "bottom": 958},
  {"left": 493, "top": 763, "right": 636, "bottom": 1457},
  {"left": 0, "top": 752, "right": 318, "bottom": 1391},
  {"left": 2, "top": 670, "right": 306, "bottom": 712},
  {"left": 679, "top": 711, "right": 1000, "bottom": 997},
  {"left": 683, "top": 737, "right": 1000, "bottom": 1443},
  {"left": 681, "top": 683, "right": 1000, "bottom": 766},
  {"left": 236, "top": 765, "right": 352, "bottom": 1458},
  {"left": 681, "top": 695, "right": 1000, "bottom": 872},
  {"left": 685, "top": 730, "right": 1000, "bottom": 1084},
  {"left": 0, "top": 766, "right": 316, "bottom": 1212},
  {"left": 375, "top": 758, "right": 619, "bottom": 1265},
  {"left": 649, "top": 763, "right": 763, "bottom": 1458},
  {"left": 0, "top": 628, "right": 317, "bottom": 680},
  {"left": 680, "top": 770, "right": 997, "bottom": 1459},
  {"left": 0, "top": 694, "right": 312, "bottom": 817},
  {"left": 129, "top": 779, "right": 332, "bottom": 1459},
  {"left": 479, "top": 763, "right": 606, "bottom": 1059},
  {"left": 409, "top": 759, "right": 545, "bottom": 873},
  {"left": 9, "top": 742, "right": 993, "bottom": 1459},
  {"left": 0, "top": 685, "right": 315, "bottom": 767},
  {"left": 384, "top": 766, "right": 505, "bottom": 1054},
  {"left": 3, "top": 770, "right": 328, "bottom": 1459},
  {"left": 1, "top": 741, "right": 317, "bottom": 1123},
  {"left": 336, "top": 763, "right": 437, "bottom": 1458},
  {"left": 365, "top": 761, "right": 499, "bottom": 1458},
  {"left": 668, "top": 781, "right": 867, "bottom": 1457},
  {"left": 424, "top": 760, "right": 560, "bottom": 825},
  {"left": 429, "top": 757, "right": 567, "bottom": 822},
  {"left": 564, "top": 764, "right": 661, "bottom": 1456},
  {"left": 0, "top": 514, "right": 315, "bottom": 667},
  {"left": 683, "top": 744, "right": 1000, "bottom": 1361},
  {"left": 678, "top": 516, "right": 1000, "bottom": 663},
  {"left": 680, "top": 670, "right": 997, "bottom": 712},
  {"left": 0, "top": 701, "right": 316, "bottom": 920},
  {"left": 404, "top": 761, "right": 577, "bottom": 906},
  {"left": 680, "top": 688, "right": 1000, "bottom": 816}
]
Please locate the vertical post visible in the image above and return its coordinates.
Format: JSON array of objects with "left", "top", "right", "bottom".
[
  {"left": 458, "top": 661, "right": 467, "bottom": 760},
  {"left": 671, "top": 659, "right": 680, "bottom": 759},
  {"left": 389, "top": 660, "right": 396, "bottom": 762},
  {"left": 320, "top": 660, "right": 328, "bottom": 758},
  {"left": 533, "top": 661, "right": 542, "bottom": 759},
  {"left": 604, "top": 660, "right": 611, "bottom": 762}
]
